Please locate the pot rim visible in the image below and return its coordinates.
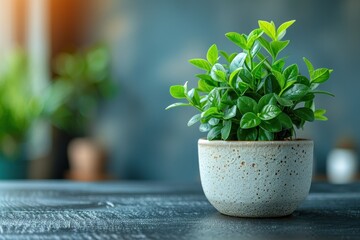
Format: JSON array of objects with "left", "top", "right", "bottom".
[{"left": 198, "top": 138, "right": 313, "bottom": 146}]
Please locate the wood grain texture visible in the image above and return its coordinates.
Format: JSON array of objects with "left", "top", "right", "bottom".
[{"left": 0, "top": 181, "right": 359, "bottom": 239}]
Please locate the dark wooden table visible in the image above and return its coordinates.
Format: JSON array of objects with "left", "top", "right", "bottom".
[{"left": 0, "top": 181, "right": 359, "bottom": 239}]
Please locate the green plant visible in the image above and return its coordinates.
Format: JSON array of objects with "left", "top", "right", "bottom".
[
  {"left": 50, "top": 45, "right": 115, "bottom": 135},
  {"left": 0, "top": 49, "right": 60, "bottom": 158},
  {"left": 167, "top": 20, "right": 333, "bottom": 141}
]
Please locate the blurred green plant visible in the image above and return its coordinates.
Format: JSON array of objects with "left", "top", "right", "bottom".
[
  {"left": 50, "top": 45, "right": 115, "bottom": 135},
  {"left": 0, "top": 49, "right": 46, "bottom": 158}
]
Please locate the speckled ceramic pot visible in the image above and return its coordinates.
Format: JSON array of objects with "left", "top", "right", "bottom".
[{"left": 198, "top": 139, "right": 313, "bottom": 218}]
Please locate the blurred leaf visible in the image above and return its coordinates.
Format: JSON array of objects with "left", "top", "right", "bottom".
[{"left": 314, "top": 109, "right": 328, "bottom": 121}]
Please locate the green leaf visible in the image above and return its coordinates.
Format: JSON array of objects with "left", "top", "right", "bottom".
[
  {"left": 187, "top": 114, "right": 201, "bottom": 126},
  {"left": 272, "top": 58, "right": 286, "bottom": 72},
  {"left": 165, "top": 102, "right": 191, "bottom": 110},
  {"left": 264, "top": 75, "right": 281, "bottom": 94},
  {"left": 198, "top": 79, "right": 214, "bottom": 93},
  {"left": 257, "top": 93, "right": 276, "bottom": 112},
  {"left": 230, "top": 53, "right": 247, "bottom": 73},
  {"left": 283, "top": 64, "right": 298, "bottom": 81},
  {"left": 305, "top": 100, "right": 315, "bottom": 111},
  {"left": 276, "top": 20, "right": 296, "bottom": 39},
  {"left": 303, "top": 57, "right": 314, "bottom": 78},
  {"left": 229, "top": 53, "right": 238, "bottom": 63},
  {"left": 208, "top": 118, "right": 220, "bottom": 126},
  {"left": 169, "top": 85, "right": 186, "bottom": 99},
  {"left": 201, "top": 107, "right": 222, "bottom": 119},
  {"left": 229, "top": 68, "right": 241, "bottom": 88},
  {"left": 258, "top": 128, "right": 274, "bottom": 141},
  {"left": 275, "top": 94, "right": 293, "bottom": 106},
  {"left": 237, "top": 82, "right": 249, "bottom": 94},
  {"left": 225, "top": 32, "right": 247, "bottom": 49},
  {"left": 258, "top": 37, "right": 273, "bottom": 57},
  {"left": 196, "top": 74, "right": 213, "bottom": 82},
  {"left": 314, "top": 109, "right": 328, "bottom": 121},
  {"left": 292, "top": 115, "right": 304, "bottom": 129},
  {"left": 249, "top": 40, "right": 261, "bottom": 55},
  {"left": 300, "top": 93, "right": 315, "bottom": 102},
  {"left": 294, "top": 107, "right": 315, "bottom": 122},
  {"left": 278, "top": 112, "right": 293, "bottom": 129},
  {"left": 311, "top": 68, "right": 331, "bottom": 83},
  {"left": 297, "top": 75, "right": 310, "bottom": 86},
  {"left": 221, "top": 120, "right": 232, "bottom": 140},
  {"left": 207, "top": 44, "right": 218, "bottom": 65},
  {"left": 312, "top": 90, "right": 335, "bottom": 97},
  {"left": 237, "top": 96, "right": 257, "bottom": 115},
  {"left": 208, "top": 88, "right": 221, "bottom": 106},
  {"left": 260, "top": 118, "right": 282, "bottom": 132},
  {"left": 272, "top": 69, "right": 286, "bottom": 89},
  {"left": 247, "top": 29, "right": 263, "bottom": 50},
  {"left": 210, "top": 63, "right": 227, "bottom": 82},
  {"left": 224, "top": 105, "right": 237, "bottom": 119},
  {"left": 207, "top": 125, "right": 222, "bottom": 140},
  {"left": 258, "top": 20, "right": 276, "bottom": 40},
  {"left": 189, "top": 58, "right": 211, "bottom": 71},
  {"left": 237, "top": 127, "right": 258, "bottom": 141},
  {"left": 252, "top": 58, "right": 267, "bottom": 76},
  {"left": 248, "top": 28, "right": 264, "bottom": 39},
  {"left": 270, "top": 40, "right": 289, "bottom": 59},
  {"left": 238, "top": 68, "right": 253, "bottom": 86},
  {"left": 219, "top": 51, "right": 230, "bottom": 63},
  {"left": 282, "top": 79, "right": 296, "bottom": 91},
  {"left": 281, "top": 84, "right": 310, "bottom": 101},
  {"left": 259, "top": 104, "right": 281, "bottom": 120},
  {"left": 187, "top": 88, "right": 200, "bottom": 106},
  {"left": 240, "top": 112, "right": 261, "bottom": 129},
  {"left": 199, "top": 123, "right": 211, "bottom": 132}
]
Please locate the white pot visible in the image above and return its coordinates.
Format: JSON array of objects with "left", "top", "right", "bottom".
[{"left": 198, "top": 139, "right": 313, "bottom": 217}]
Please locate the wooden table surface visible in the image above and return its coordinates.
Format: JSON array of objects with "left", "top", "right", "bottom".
[{"left": 0, "top": 181, "right": 359, "bottom": 239}]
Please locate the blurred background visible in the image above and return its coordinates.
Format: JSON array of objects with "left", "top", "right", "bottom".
[{"left": 0, "top": 0, "right": 359, "bottom": 182}]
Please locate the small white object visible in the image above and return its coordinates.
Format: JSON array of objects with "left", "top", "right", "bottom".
[{"left": 327, "top": 149, "right": 358, "bottom": 184}]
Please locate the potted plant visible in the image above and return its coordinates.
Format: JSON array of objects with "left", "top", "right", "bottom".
[
  {"left": 50, "top": 45, "right": 115, "bottom": 180},
  {"left": 0, "top": 49, "right": 63, "bottom": 179},
  {"left": 51, "top": 45, "right": 115, "bottom": 135},
  {"left": 167, "top": 20, "right": 333, "bottom": 217}
]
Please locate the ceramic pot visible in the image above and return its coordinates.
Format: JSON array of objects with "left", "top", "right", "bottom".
[{"left": 198, "top": 139, "right": 313, "bottom": 218}]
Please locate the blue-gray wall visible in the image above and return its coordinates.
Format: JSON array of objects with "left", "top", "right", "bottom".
[{"left": 94, "top": 0, "right": 360, "bottom": 181}]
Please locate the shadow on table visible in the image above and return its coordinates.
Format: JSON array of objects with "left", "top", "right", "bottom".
[{"left": 184, "top": 208, "right": 360, "bottom": 240}]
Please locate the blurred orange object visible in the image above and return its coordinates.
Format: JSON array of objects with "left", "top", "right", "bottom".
[{"left": 66, "top": 138, "right": 111, "bottom": 181}]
